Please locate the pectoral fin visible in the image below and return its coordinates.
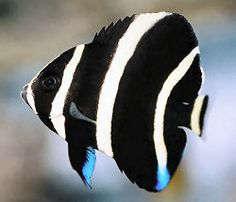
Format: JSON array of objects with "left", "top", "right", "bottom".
[{"left": 70, "top": 102, "right": 96, "bottom": 124}]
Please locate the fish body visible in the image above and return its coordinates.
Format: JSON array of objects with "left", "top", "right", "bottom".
[{"left": 21, "top": 12, "right": 208, "bottom": 192}]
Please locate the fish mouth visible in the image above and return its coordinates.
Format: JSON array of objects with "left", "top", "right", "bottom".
[
  {"left": 21, "top": 85, "right": 30, "bottom": 106},
  {"left": 21, "top": 83, "right": 38, "bottom": 114}
]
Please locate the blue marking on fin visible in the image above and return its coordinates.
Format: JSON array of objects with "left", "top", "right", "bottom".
[
  {"left": 155, "top": 166, "right": 171, "bottom": 191},
  {"left": 82, "top": 147, "right": 96, "bottom": 188}
]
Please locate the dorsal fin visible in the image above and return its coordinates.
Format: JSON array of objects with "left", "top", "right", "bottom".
[{"left": 92, "top": 15, "right": 135, "bottom": 44}]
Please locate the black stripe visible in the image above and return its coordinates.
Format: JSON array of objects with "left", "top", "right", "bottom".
[
  {"left": 111, "top": 13, "right": 199, "bottom": 191},
  {"left": 163, "top": 55, "right": 202, "bottom": 175},
  {"left": 168, "top": 55, "right": 202, "bottom": 128},
  {"left": 65, "top": 16, "right": 135, "bottom": 120}
]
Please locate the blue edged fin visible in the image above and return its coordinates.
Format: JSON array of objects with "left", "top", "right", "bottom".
[
  {"left": 155, "top": 166, "right": 171, "bottom": 191},
  {"left": 82, "top": 146, "right": 96, "bottom": 188}
]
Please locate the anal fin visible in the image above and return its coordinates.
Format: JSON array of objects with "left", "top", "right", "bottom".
[
  {"left": 81, "top": 147, "right": 96, "bottom": 188},
  {"left": 68, "top": 143, "right": 96, "bottom": 188}
]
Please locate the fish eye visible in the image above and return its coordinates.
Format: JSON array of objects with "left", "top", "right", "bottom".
[{"left": 41, "top": 76, "right": 60, "bottom": 91}]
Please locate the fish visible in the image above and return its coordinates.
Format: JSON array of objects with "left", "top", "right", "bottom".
[{"left": 21, "top": 12, "right": 208, "bottom": 192}]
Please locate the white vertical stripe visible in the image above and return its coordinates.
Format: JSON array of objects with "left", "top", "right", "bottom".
[
  {"left": 198, "top": 66, "right": 205, "bottom": 94},
  {"left": 96, "top": 12, "right": 172, "bottom": 157},
  {"left": 190, "top": 96, "right": 204, "bottom": 135},
  {"left": 154, "top": 46, "right": 200, "bottom": 170},
  {"left": 50, "top": 45, "right": 85, "bottom": 139},
  {"left": 200, "top": 66, "right": 205, "bottom": 85}
]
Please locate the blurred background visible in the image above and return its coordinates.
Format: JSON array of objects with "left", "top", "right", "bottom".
[{"left": 0, "top": 0, "right": 236, "bottom": 201}]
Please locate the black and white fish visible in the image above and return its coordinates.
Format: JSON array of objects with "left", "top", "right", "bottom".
[{"left": 21, "top": 12, "right": 208, "bottom": 192}]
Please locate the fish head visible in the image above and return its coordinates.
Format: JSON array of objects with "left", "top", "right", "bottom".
[
  {"left": 21, "top": 47, "right": 76, "bottom": 132},
  {"left": 21, "top": 45, "right": 97, "bottom": 186}
]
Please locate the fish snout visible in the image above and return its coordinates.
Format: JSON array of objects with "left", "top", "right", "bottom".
[{"left": 21, "top": 85, "right": 29, "bottom": 105}]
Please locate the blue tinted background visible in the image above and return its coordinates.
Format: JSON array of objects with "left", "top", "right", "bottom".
[{"left": 0, "top": 0, "right": 235, "bottom": 201}]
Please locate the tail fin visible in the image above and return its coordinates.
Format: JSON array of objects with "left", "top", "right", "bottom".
[{"left": 190, "top": 95, "right": 208, "bottom": 136}]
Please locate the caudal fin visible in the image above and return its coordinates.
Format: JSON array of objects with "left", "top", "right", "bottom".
[{"left": 190, "top": 95, "right": 208, "bottom": 136}]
